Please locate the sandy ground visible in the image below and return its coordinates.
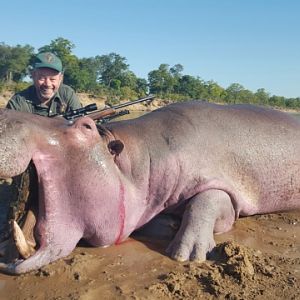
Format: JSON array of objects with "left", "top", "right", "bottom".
[{"left": 0, "top": 175, "right": 299, "bottom": 300}]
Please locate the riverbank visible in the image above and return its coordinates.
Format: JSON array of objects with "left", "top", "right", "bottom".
[{"left": 1, "top": 91, "right": 299, "bottom": 114}]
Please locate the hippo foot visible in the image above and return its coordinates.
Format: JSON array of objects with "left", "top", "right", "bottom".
[
  {"left": 166, "top": 189, "right": 235, "bottom": 262},
  {"left": 166, "top": 230, "right": 216, "bottom": 262}
]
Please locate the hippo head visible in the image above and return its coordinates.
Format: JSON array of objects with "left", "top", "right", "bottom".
[{"left": 0, "top": 109, "right": 126, "bottom": 274}]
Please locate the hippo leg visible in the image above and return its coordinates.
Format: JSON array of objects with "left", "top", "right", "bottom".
[{"left": 166, "top": 189, "right": 235, "bottom": 262}]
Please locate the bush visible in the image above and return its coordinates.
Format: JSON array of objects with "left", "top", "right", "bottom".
[
  {"left": 13, "top": 81, "right": 31, "bottom": 93},
  {"left": 119, "top": 87, "right": 138, "bottom": 100},
  {"left": 0, "top": 81, "right": 4, "bottom": 93}
]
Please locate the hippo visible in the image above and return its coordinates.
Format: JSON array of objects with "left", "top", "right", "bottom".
[{"left": 0, "top": 100, "right": 300, "bottom": 274}]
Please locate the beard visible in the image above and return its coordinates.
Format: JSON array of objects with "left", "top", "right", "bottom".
[{"left": 37, "top": 87, "right": 56, "bottom": 103}]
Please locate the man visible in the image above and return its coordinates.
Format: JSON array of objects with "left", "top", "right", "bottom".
[{"left": 6, "top": 52, "right": 81, "bottom": 116}]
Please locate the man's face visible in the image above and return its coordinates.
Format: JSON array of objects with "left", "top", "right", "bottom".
[{"left": 32, "top": 68, "right": 63, "bottom": 103}]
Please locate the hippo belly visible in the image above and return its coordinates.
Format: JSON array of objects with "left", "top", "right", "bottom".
[{"left": 0, "top": 100, "right": 299, "bottom": 274}]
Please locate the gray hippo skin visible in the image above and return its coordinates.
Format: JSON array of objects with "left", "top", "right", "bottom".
[{"left": 0, "top": 101, "right": 300, "bottom": 274}]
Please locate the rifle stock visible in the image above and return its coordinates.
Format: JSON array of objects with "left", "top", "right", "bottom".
[{"left": 88, "top": 107, "right": 116, "bottom": 120}]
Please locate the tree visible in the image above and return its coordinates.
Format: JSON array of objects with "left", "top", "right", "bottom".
[
  {"left": 38, "top": 37, "right": 75, "bottom": 62},
  {"left": 285, "top": 97, "right": 300, "bottom": 109},
  {"left": 170, "top": 64, "right": 183, "bottom": 78},
  {"left": 177, "top": 75, "right": 206, "bottom": 98},
  {"left": 0, "top": 43, "right": 11, "bottom": 81},
  {"left": 0, "top": 38, "right": 298, "bottom": 106},
  {"left": 74, "top": 57, "right": 100, "bottom": 92},
  {"left": 38, "top": 37, "right": 80, "bottom": 87},
  {"left": 225, "top": 83, "right": 246, "bottom": 103},
  {"left": 205, "top": 80, "right": 226, "bottom": 102},
  {"left": 236, "top": 89, "right": 255, "bottom": 104},
  {"left": 95, "top": 53, "right": 129, "bottom": 87},
  {"left": 254, "top": 88, "right": 270, "bottom": 105},
  {"left": 119, "top": 71, "right": 138, "bottom": 90},
  {"left": 136, "top": 78, "right": 148, "bottom": 95},
  {"left": 0, "top": 43, "right": 34, "bottom": 82},
  {"left": 148, "top": 64, "right": 177, "bottom": 96},
  {"left": 269, "top": 95, "right": 285, "bottom": 107}
]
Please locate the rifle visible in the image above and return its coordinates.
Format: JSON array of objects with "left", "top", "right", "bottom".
[{"left": 54, "top": 95, "right": 155, "bottom": 124}]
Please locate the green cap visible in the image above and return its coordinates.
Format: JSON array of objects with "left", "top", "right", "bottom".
[{"left": 33, "top": 52, "right": 63, "bottom": 72}]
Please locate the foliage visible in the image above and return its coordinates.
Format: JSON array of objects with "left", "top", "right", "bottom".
[
  {"left": 0, "top": 38, "right": 299, "bottom": 108},
  {"left": 0, "top": 43, "right": 34, "bottom": 82},
  {"left": 148, "top": 64, "right": 178, "bottom": 96},
  {"left": 13, "top": 81, "right": 31, "bottom": 93}
]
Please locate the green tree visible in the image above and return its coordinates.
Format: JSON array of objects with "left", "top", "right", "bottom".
[
  {"left": 118, "top": 71, "right": 148, "bottom": 97},
  {"left": 136, "top": 78, "right": 148, "bottom": 96},
  {"left": 285, "top": 97, "right": 300, "bottom": 109},
  {"left": 95, "top": 53, "right": 129, "bottom": 87},
  {"left": 177, "top": 75, "right": 206, "bottom": 98},
  {"left": 77, "top": 57, "right": 99, "bottom": 91},
  {"left": 269, "top": 95, "right": 285, "bottom": 107},
  {"left": 38, "top": 37, "right": 80, "bottom": 88},
  {"left": 38, "top": 37, "right": 75, "bottom": 62},
  {"left": 254, "top": 88, "right": 270, "bottom": 105},
  {"left": 205, "top": 80, "right": 226, "bottom": 102},
  {"left": 225, "top": 83, "right": 245, "bottom": 103},
  {"left": 1, "top": 37, "right": 298, "bottom": 106},
  {"left": 119, "top": 71, "right": 136, "bottom": 88},
  {"left": 148, "top": 64, "right": 177, "bottom": 96},
  {"left": 237, "top": 89, "right": 255, "bottom": 104},
  {"left": 0, "top": 43, "right": 34, "bottom": 82},
  {"left": 170, "top": 64, "right": 183, "bottom": 78}
]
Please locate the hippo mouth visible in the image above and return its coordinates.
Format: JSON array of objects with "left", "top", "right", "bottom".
[{"left": 0, "top": 162, "right": 39, "bottom": 262}]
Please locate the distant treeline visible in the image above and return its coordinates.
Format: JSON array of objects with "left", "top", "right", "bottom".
[{"left": 0, "top": 37, "right": 299, "bottom": 108}]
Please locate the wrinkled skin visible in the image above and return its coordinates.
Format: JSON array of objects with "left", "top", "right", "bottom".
[{"left": 0, "top": 101, "right": 300, "bottom": 274}]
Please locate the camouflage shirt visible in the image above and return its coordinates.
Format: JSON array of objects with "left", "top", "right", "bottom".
[{"left": 6, "top": 84, "right": 81, "bottom": 117}]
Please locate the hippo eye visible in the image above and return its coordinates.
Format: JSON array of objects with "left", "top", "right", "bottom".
[{"left": 83, "top": 123, "right": 92, "bottom": 130}]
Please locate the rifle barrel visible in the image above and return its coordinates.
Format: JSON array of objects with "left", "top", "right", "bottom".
[
  {"left": 111, "top": 95, "right": 155, "bottom": 110},
  {"left": 85, "top": 95, "right": 154, "bottom": 121}
]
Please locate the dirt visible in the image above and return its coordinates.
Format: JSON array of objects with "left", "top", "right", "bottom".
[{"left": 0, "top": 198, "right": 299, "bottom": 300}]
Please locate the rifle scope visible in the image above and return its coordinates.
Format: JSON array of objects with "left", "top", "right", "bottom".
[{"left": 65, "top": 103, "right": 98, "bottom": 117}]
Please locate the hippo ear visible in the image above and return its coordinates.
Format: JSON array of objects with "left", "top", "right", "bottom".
[{"left": 108, "top": 140, "right": 124, "bottom": 156}]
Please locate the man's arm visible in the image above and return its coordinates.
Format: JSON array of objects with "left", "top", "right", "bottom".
[
  {"left": 6, "top": 95, "right": 32, "bottom": 113},
  {"left": 6, "top": 99, "right": 17, "bottom": 110}
]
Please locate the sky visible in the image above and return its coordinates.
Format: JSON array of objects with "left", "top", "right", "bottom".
[{"left": 1, "top": 0, "right": 299, "bottom": 98}]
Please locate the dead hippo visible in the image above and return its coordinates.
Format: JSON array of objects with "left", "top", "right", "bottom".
[{"left": 0, "top": 101, "right": 300, "bottom": 274}]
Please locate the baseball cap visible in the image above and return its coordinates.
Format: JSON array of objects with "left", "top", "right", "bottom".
[{"left": 33, "top": 52, "right": 63, "bottom": 72}]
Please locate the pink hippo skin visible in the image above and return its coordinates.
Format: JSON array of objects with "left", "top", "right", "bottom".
[{"left": 0, "top": 101, "right": 300, "bottom": 274}]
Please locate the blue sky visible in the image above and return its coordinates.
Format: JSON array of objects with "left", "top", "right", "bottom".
[{"left": 1, "top": 0, "right": 299, "bottom": 98}]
